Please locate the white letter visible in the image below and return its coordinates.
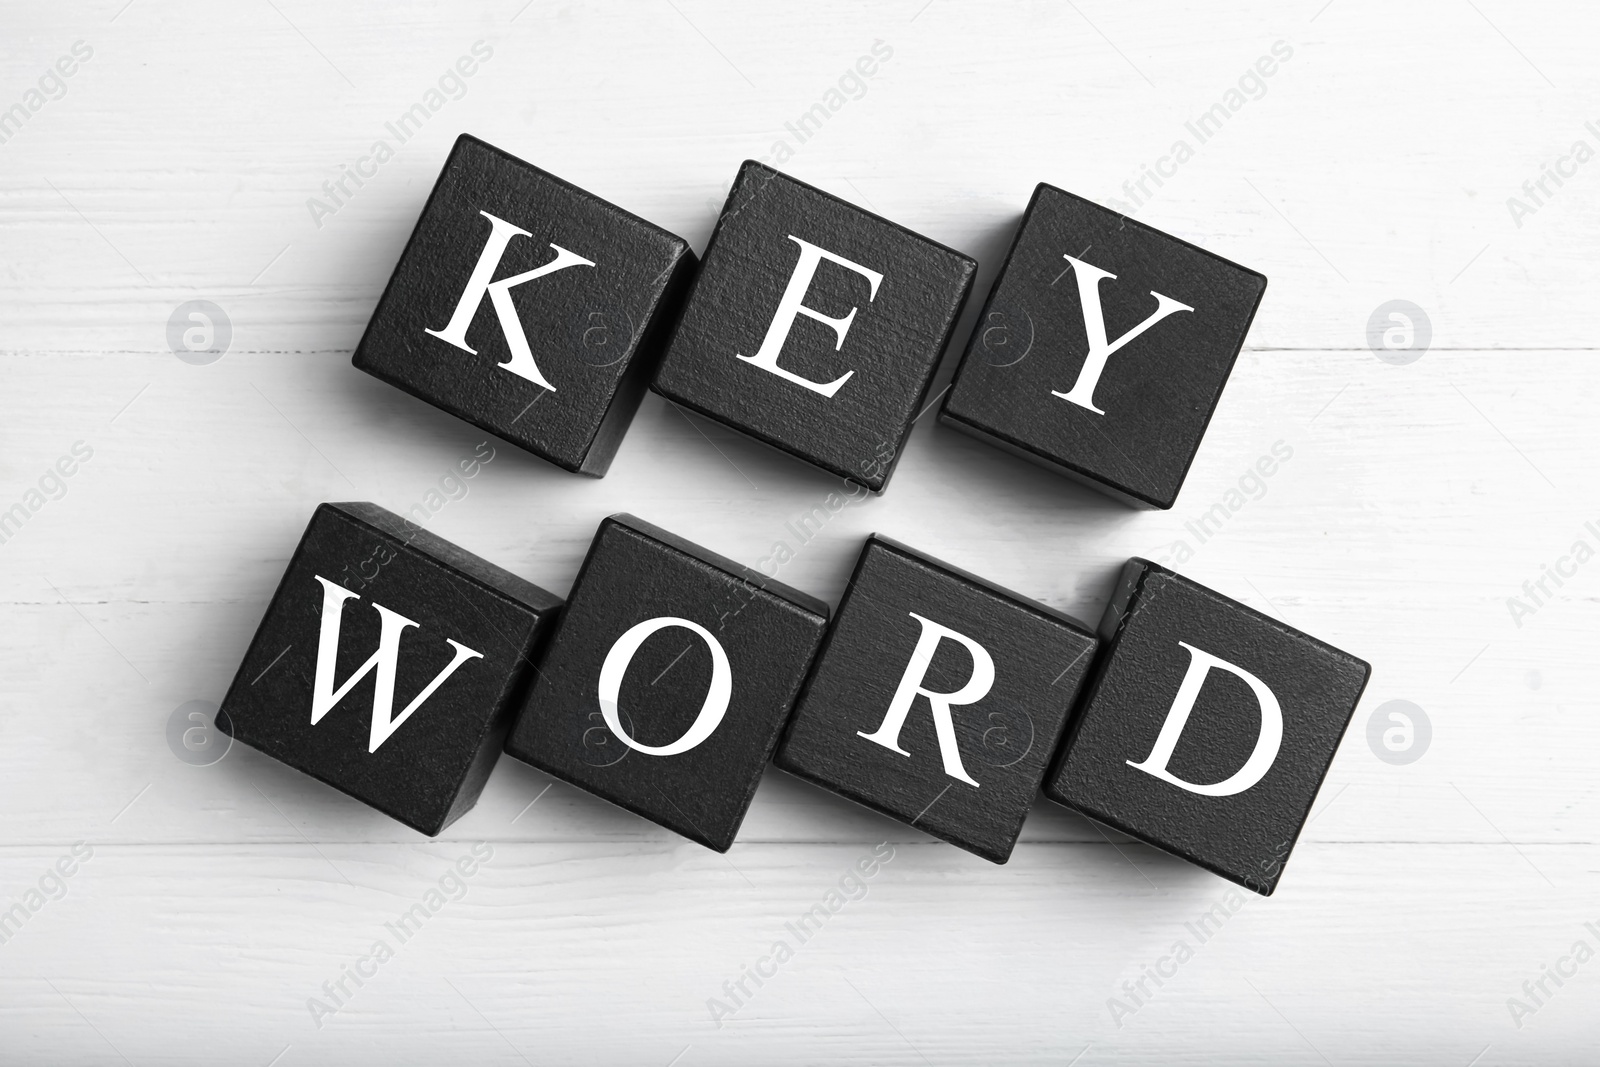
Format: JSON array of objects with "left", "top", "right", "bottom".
[
  {"left": 736, "top": 235, "right": 883, "bottom": 398},
  {"left": 1126, "top": 641, "right": 1281, "bottom": 797},
  {"left": 1051, "top": 255, "right": 1193, "bottom": 414},
  {"left": 598, "top": 617, "right": 731, "bottom": 756},
  {"left": 424, "top": 210, "right": 594, "bottom": 390},
  {"left": 309, "top": 576, "right": 484, "bottom": 753},
  {"left": 857, "top": 612, "right": 993, "bottom": 787}
]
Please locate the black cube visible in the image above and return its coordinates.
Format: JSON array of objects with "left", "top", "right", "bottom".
[
  {"left": 776, "top": 535, "right": 1098, "bottom": 863},
  {"left": 653, "top": 161, "right": 976, "bottom": 492},
  {"left": 1044, "top": 558, "right": 1369, "bottom": 894},
  {"left": 942, "top": 184, "right": 1267, "bottom": 509},
  {"left": 354, "top": 134, "right": 696, "bottom": 476},
  {"left": 218, "top": 502, "right": 561, "bottom": 835},
  {"left": 504, "top": 514, "right": 829, "bottom": 851}
]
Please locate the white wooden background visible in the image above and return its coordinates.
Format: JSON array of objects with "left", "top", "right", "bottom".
[{"left": 2, "top": 1, "right": 1597, "bottom": 1062}]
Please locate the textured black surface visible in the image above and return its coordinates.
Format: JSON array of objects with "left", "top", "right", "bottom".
[
  {"left": 217, "top": 502, "right": 562, "bottom": 836},
  {"left": 1044, "top": 558, "right": 1370, "bottom": 894},
  {"left": 353, "top": 134, "right": 696, "bottom": 475},
  {"left": 941, "top": 184, "right": 1267, "bottom": 509},
  {"left": 652, "top": 161, "right": 976, "bottom": 492},
  {"left": 775, "top": 536, "right": 1098, "bottom": 863},
  {"left": 503, "top": 514, "right": 829, "bottom": 852}
]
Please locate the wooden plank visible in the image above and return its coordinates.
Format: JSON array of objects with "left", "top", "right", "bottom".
[{"left": 0, "top": 843, "right": 1593, "bottom": 1064}]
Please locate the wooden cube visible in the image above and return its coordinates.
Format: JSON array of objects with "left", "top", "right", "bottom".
[
  {"left": 941, "top": 184, "right": 1267, "bottom": 508},
  {"left": 503, "top": 514, "right": 829, "bottom": 851},
  {"left": 1044, "top": 558, "right": 1370, "bottom": 894},
  {"left": 775, "top": 535, "right": 1098, "bottom": 862},
  {"left": 353, "top": 134, "right": 697, "bottom": 476},
  {"left": 218, "top": 502, "right": 562, "bottom": 835},
  {"left": 652, "top": 161, "right": 976, "bottom": 492}
]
